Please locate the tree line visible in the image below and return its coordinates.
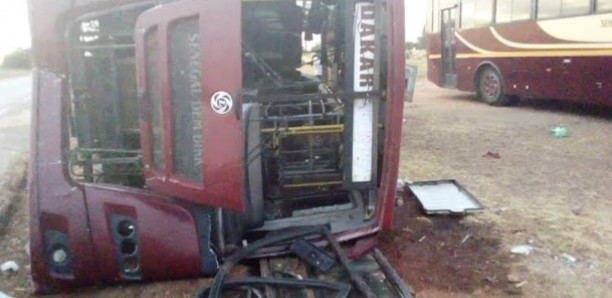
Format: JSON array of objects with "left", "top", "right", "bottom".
[{"left": 2, "top": 48, "right": 31, "bottom": 69}]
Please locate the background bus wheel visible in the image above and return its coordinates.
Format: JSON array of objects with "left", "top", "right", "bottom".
[{"left": 477, "top": 66, "right": 510, "bottom": 106}]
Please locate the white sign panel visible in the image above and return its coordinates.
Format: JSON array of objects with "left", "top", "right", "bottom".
[{"left": 352, "top": 2, "right": 375, "bottom": 183}]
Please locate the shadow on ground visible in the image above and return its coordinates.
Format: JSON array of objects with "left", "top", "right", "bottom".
[
  {"left": 435, "top": 89, "right": 612, "bottom": 120},
  {"left": 514, "top": 98, "right": 612, "bottom": 120}
]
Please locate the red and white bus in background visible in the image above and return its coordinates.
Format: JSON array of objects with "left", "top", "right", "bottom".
[{"left": 425, "top": 0, "right": 612, "bottom": 106}]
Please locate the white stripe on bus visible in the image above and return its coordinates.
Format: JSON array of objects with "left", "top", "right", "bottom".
[
  {"left": 428, "top": 49, "right": 612, "bottom": 59},
  {"left": 490, "top": 27, "right": 612, "bottom": 50}
]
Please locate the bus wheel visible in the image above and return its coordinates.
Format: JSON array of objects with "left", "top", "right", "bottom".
[{"left": 477, "top": 66, "right": 509, "bottom": 106}]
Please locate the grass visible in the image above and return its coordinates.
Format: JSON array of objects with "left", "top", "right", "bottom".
[{"left": 0, "top": 68, "right": 31, "bottom": 81}]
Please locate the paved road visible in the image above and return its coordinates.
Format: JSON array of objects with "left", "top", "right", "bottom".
[{"left": 0, "top": 76, "right": 31, "bottom": 176}]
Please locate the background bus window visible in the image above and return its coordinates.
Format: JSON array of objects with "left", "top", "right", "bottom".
[
  {"left": 496, "top": 0, "right": 532, "bottom": 23},
  {"left": 561, "top": 0, "right": 591, "bottom": 16},
  {"left": 598, "top": 0, "right": 612, "bottom": 11},
  {"left": 474, "top": 0, "right": 493, "bottom": 25},
  {"left": 145, "top": 28, "right": 164, "bottom": 170},
  {"left": 433, "top": 0, "right": 440, "bottom": 32},
  {"left": 426, "top": 0, "right": 432, "bottom": 33},
  {"left": 461, "top": 0, "right": 476, "bottom": 28},
  {"left": 169, "top": 18, "right": 203, "bottom": 182},
  {"left": 441, "top": 0, "right": 456, "bottom": 9},
  {"left": 511, "top": 0, "right": 533, "bottom": 21},
  {"left": 496, "top": 0, "right": 511, "bottom": 23},
  {"left": 538, "top": 0, "right": 562, "bottom": 18}
]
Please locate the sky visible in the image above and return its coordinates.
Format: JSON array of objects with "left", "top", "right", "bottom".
[
  {"left": 0, "top": 0, "right": 426, "bottom": 62},
  {"left": 0, "top": 0, "right": 31, "bottom": 62}
]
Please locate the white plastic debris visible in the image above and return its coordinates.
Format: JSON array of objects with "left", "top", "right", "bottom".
[
  {"left": 0, "top": 261, "right": 19, "bottom": 274},
  {"left": 396, "top": 179, "right": 407, "bottom": 191},
  {"left": 561, "top": 253, "right": 577, "bottom": 263},
  {"left": 396, "top": 178, "right": 414, "bottom": 192},
  {"left": 0, "top": 290, "right": 12, "bottom": 298},
  {"left": 510, "top": 245, "right": 534, "bottom": 256}
]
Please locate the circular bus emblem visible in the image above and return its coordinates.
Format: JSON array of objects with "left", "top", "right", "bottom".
[{"left": 210, "top": 91, "right": 233, "bottom": 115}]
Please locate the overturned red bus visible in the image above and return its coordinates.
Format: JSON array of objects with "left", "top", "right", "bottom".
[{"left": 27, "top": 0, "right": 406, "bottom": 293}]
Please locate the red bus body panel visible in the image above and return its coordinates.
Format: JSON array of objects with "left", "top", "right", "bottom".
[{"left": 135, "top": 0, "right": 245, "bottom": 212}]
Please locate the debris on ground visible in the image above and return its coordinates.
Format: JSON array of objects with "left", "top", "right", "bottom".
[
  {"left": 570, "top": 204, "right": 583, "bottom": 216},
  {"left": 0, "top": 261, "right": 18, "bottom": 274},
  {"left": 507, "top": 272, "right": 523, "bottom": 283},
  {"left": 510, "top": 245, "right": 534, "bottom": 256},
  {"left": 198, "top": 226, "right": 413, "bottom": 298},
  {"left": 380, "top": 197, "right": 512, "bottom": 296},
  {"left": 561, "top": 253, "right": 577, "bottom": 263},
  {"left": 407, "top": 180, "right": 484, "bottom": 215},
  {"left": 550, "top": 126, "right": 569, "bottom": 138},
  {"left": 482, "top": 151, "right": 501, "bottom": 159},
  {"left": 460, "top": 234, "right": 471, "bottom": 245},
  {"left": 515, "top": 281, "right": 527, "bottom": 288},
  {"left": 0, "top": 290, "right": 12, "bottom": 298},
  {"left": 396, "top": 178, "right": 410, "bottom": 191},
  {"left": 395, "top": 196, "right": 405, "bottom": 207}
]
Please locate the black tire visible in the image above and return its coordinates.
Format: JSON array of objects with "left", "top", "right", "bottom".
[
  {"left": 241, "top": 103, "right": 264, "bottom": 229},
  {"left": 477, "top": 66, "right": 510, "bottom": 106}
]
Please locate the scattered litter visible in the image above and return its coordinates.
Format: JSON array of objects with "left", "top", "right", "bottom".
[
  {"left": 460, "top": 234, "right": 471, "bottom": 245},
  {"left": 550, "top": 126, "right": 568, "bottom": 138},
  {"left": 495, "top": 207, "right": 508, "bottom": 214},
  {"left": 0, "top": 290, "right": 12, "bottom": 298},
  {"left": 418, "top": 235, "right": 427, "bottom": 242},
  {"left": 0, "top": 261, "right": 19, "bottom": 274},
  {"left": 510, "top": 245, "right": 534, "bottom": 256},
  {"left": 396, "top": 179, "right": 411, "bottom": 191},
  {"left": 507, "top": 272, "right": 523, "bottom": 283},
  {"left": 415, "top": 216, "right": 433, "bottom": 223},
  {"left": 395, "top": 197, "right": 404, "bottom": 207},
  {"left": 515, "top": 280, "right": 528, "bottom": 288},
  {"left": 407, "top": 180, "right": 484, "bottom": 215},
  {"left": 482, "top": 151, "right": 501, "bottom": 159},
  {"left": 570, "top": 205, "right": 583, "bottom": 216},
  {"left": 561, "top": 253, "right": 577, "bottom": 263},
  {"left": 482, "top": 276, "right": 497, "bottom": 283}
]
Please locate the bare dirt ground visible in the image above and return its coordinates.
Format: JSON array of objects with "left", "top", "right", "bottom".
[
  {"left": 1, "top": 69, "right": 612, "bottom": 297},
  {"left": 388, "top": 77, "right": 612, "bottom": 297}
]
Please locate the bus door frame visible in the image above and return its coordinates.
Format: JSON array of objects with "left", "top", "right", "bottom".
[{"left": 440, "top": 5, "right": 458, "bottom": 88}]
